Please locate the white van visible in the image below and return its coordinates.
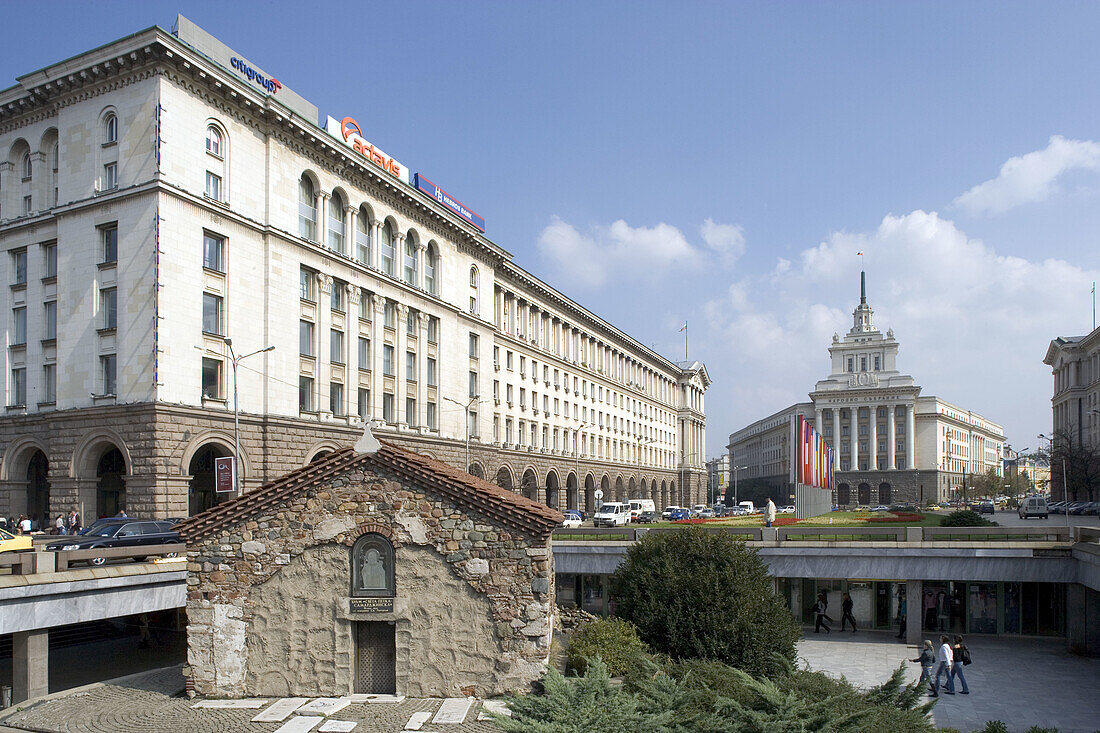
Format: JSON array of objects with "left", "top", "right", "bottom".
[
  {"left": 593, "top": 502, "right": 632, "bottom": 527},
  {"left": 628, "top": 499, "right": 656, "bottom": 521},
  {"left": 738, "top": 501, "right": 756, "bottom": 514},
  {"left": 1018, "top": 495, "right": 1048, "bottom": 520}
]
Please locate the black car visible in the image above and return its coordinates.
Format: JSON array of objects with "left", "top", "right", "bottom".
[
  {"left": 977, "top": 501, "right": 995, "bottom": 515},
  {"left": 636, "top": 510, "right": 659, "bottom": 524},
  {"left": 46, "top": 519, "right": 182, "bottom": 565}
]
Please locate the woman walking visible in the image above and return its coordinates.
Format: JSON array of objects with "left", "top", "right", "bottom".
[
  {"left": 840, "top": 592, "right": 858, "bottom": 632},
  {"left": 812, "top": 596, "right": 831, "bottom": 634},
  {"left": 931, "top": 634, "right": 955, "bottom": 696},
  {"left": 911, "top": 640, "right": 935, "bottom": 694},
  {"left": 950, "top": 634, "right": 971, "bottom": 694}
]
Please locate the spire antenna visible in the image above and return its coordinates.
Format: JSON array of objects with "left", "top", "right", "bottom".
[{"left": 860, "top": 270, "right": 866, "bottom": 305}]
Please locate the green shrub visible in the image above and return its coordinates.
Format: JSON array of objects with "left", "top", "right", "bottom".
[
  {"left": 940, "top": 510, "right": 994, "bottom": 527},
  {"left": 565, "top": 617, "right": 648, "bottom": 677},
  {"left": 610, "top": 525, "right": 800, "bottom": 677}
]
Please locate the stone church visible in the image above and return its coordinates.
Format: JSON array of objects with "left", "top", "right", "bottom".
[{"left": 176, "top": 429, "right": 562, "bottom": 698}]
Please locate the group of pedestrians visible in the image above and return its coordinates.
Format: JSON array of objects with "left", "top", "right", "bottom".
[
  {"left": 6, "top": 509, "right": 80, "bottom": 535},
  {"left": 811, "top": 590, "right": 860, "bottom": 633},
  {"left": 912, "top": 634, "right": 971, "bottom": 697}
]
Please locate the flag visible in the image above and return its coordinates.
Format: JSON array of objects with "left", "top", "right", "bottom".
[
  {"left": 679, "top": 323, "right": 687, "bottom": 332},
  {"left": 857, "top": 251, "right": 864, "bottom": 256}
]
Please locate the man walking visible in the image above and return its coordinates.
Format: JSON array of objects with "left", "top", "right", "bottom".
[
  {"left": 840, "top": 592, "right": 858, "bottom": 632},
  {"left": 765, "top": 497, "right": 777, "bottom": 528},
  {"left": 931, "top": 634, "right": 955, "bottom": 696},
  {"left": 812, "top": 596, "right": 831, "bottom": 633}
]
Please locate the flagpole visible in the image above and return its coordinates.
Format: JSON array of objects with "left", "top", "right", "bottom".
[
  {"left": 1092, "top": 282, "right": 1095, "bottom": 331},
  {"left": 684, "top": 323, "right": 688, "bottom": 361}
]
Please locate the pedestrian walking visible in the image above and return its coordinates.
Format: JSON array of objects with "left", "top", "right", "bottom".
[
  {"left": 54, "top": 514, "right": 66, "bottom": 535},
  {"left": 841, "top": 592, "right": 858, "bottom": 632},
  {"left": 812, "top": 597, "right": 831, "bottom": 633},
  {"left": 931, "top": 634, "right": 955, "bottom": 696},
  {"left": 68, "top": 509, "right": 81, "bottom": 534},
  {"left": 896, "top": 591, "right": 907, "bottom": 639},
  {"left": 18, "top": 515, "right": 31, "bottom": 534},
  {"left": 765, "top": 497, "right": 777, "bottom": 528},
  {"left": 911, "top": 640, "right": 935, "bottom": 693},
  {"left": 949, "top": 634, "right": 971, "bottom": 694},
  {"left": 818, "top": 590, "right": 834, "bottom": 621}
]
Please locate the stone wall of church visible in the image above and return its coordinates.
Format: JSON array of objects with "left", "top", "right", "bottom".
[{"left": 184, "top": 463, "right": 554, "bottom": 698}]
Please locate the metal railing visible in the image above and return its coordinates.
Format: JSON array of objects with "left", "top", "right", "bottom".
[{"left": 0, "top": 544, "right": 184, "bottom": 575}]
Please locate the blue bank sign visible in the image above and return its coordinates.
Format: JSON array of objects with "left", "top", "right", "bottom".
[{"left": 414, "top": 174, "right": 485, "bottom": 232}]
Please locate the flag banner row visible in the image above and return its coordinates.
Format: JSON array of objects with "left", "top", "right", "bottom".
[{"left": 789, "top": 414, "right": 835, "bottom": 490}]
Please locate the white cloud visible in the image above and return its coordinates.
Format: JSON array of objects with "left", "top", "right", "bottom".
[
  {"left": 536, "top": 216, "right": 741, "bottom": 288},
  {"left": 953, "top": 135, "right": 1100, "bottom": 215}
]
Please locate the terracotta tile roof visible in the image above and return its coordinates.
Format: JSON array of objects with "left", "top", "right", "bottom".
[{"left": 175, "top": 440, "right": 564, "bottom": 543}]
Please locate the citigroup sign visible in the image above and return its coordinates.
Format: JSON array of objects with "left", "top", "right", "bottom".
[{"left": 229, "top": 57, "right": 281, "bottom": 95}]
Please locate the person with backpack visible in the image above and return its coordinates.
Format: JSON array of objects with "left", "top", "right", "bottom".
[
  {"left": 812, "top": 596, "right": 831, "bottom": 634},
  {"left": 911, "top": 640, "right": 935, "bottom": 693},
  {"left": 950, "top": 634, "right": 971, "bottom": 694}
]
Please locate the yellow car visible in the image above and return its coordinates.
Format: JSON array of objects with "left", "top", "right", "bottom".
[{"left": 0, "top": 527, "right": 32, "bottom": 553}]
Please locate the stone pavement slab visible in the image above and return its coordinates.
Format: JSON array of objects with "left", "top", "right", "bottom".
[
  {"left": 432, "top": 698, "right": 474, "bottom": 724},
  {"left": 273, "top": 717, "right": 323, "bottom": 733},
  {"left": 318, "top": 722, "right": 358, "bottom": 732},
  {"left": 252, "top": 697, "right": 311, "bottom": 722}
]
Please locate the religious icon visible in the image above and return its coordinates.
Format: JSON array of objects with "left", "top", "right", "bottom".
[{"left": 360, "top": 547, "right": 386, "bottom": 590}]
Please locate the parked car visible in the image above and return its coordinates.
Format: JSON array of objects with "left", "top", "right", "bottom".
[
  {"left": 1067, "top": 501, "right": 1090, "bottom": 515},
  {"left": 870, "top": 505, "right": 890, "bottom": 512},
  {"left": 780, "top": 505, "right": 796, "bottom": 514},
  {"left": 561, "top": 511, "right": 583, "bottom": 529},
  {"left": 0, "top": 526, "right": 32, "bottom": 554},
  {"left": 45, "top": 519, "right": 182, "bottom": 565},
  {"left": 977, "top": 500, "right": 995, "bottom": 515},
  {"left": 593, "top": 502, "right": 632, "bottom": 527},
  {"left": 1018, "top": 496, "right": 1049, "bottom": 520},
  {"left": 855, "top": 505, "right": 871, "bottom": 512},
  {"left": 662, "top": 505, "right": 684, "bottom": 520},
  {"left": 1047, "top": 501, "right": 1066, "bottom": 514},
  {"left": 636, "top": 510, "right": 659, "bottom": 524},
  {"left": 628, "top": 499, "right": 656, "bottom": 522},
  {"left": 699, "top": 507, "right": 715, "bottom": 518},
  {"left": 728, "top": 506, "right": 748, "bottom": 516},
  {"left": 1081, "top": 501, "right": 1100, "bottom": 516}
]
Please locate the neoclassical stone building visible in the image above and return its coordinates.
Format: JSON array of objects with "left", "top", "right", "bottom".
[
  {"left": 0, "top": 16, "right": 708, "bottom": 526},
  {"left": 178, "top": 432, "right": 561, "bottom": 697},
  {"left": 729, "top": 273, "right": 1004, "bottom": 506},
  {"left": 1044, "top": 323, "right": 1100, "bottom": 500}
]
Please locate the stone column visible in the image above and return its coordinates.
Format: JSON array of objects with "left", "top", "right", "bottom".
[
  {"left": 906, "top": 579, "right": 922, "bottom": 646},
  {"left": 906, "top": 404, "right": 916, "bottom": 469},
  {"left": 0, "top": 479, "right": 29, "bottom": 518},
  {"left": 343, "top": 206, "right": 355, "bottom": 258},
  {"left": 371, "top": 222, "right": 383, "bottom": 271},
  {"left": 316, "top": 191, "right": 329, "bottom": 248},
  {"left": 832, "top": 409, "right": 841, "bottom": 452},
  {"left": 417, "top": 312, "right": 429, "bottom": 429},
  {"left": 869, "top": 407, "right": 878, "bottom": 471},
  {"left": 348, "top": 287, "right": 361, "bottom": 417},
  {"left": 317, "top": 274, "right": 333, "bottom": 416},
  {"left": 815, "top": 407, "right": 823, "bottom": 434},
  {"left": 850, "top": 408, "right": 859, "bottom": 471},
  {"left": 13, "top": 629, "right": 48, "bottom": 703},
  {"left": 415, "top": 242, "right": 427, "bottom": 291},
  {"left": 371, "top": 294, "right": 386, "bottom": 419},
  {"left": 395, "top": 303, "right": 408, "bottom": 427},
  {"left": 888, "top": 405, "right": 897, "bottom": 470}
]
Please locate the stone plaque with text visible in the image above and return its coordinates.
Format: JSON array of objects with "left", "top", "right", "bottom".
[{"left": 349, "top": 597, "right": 394, "bottom": 613}]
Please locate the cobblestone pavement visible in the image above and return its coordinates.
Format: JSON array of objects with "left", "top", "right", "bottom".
[
  {"left": 797, "top": 630, "right": 1100, "bottom": 732},
  {"left": 0, "top": 667, "right": 504, "bottom": 733}
]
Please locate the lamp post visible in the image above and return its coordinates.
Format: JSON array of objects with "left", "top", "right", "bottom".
[
  {"left": 1005, "top": 444, "right": 1029, "bottom": 500},
  {"left": 731, "top": 465, "right": 747, "bottom": 507},
  {"left": 444, "top": 395, "right": 486, "bottom": 473},
  {"left": 222, "top": 338, "right": 274, "bottom": 494}
]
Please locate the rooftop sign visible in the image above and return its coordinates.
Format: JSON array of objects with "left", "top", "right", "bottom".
[
  {"left": 414, "top": 174, "right": 485, "bottom": 231},
  {"left": 325, "top": 115, "right": 409, "bottom": 185}
]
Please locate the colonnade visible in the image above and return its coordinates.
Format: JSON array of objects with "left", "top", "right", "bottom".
[{"left": 816, "top": 403, "right": 915, "bottom": 472}]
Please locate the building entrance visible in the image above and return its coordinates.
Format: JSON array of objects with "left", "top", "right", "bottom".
[{"left": 355, "top": 621, "right": 395, "bottom": 694}]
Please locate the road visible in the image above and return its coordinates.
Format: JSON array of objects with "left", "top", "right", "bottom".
[{"left": 978, "top": 509, "right": 1098, "bottom": 528}]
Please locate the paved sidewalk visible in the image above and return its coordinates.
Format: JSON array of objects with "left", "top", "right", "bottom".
[{"left": 797, "top": 629, "right": 1100, "bottom": 732}]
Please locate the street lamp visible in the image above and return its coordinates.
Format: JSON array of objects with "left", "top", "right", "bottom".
[
  {"left": 443, "top": 395, "right": 486, "bottom": 473},
  {"left": 731, "top": 465, "right": 747, "bottom": 507},
  {"left": 1005, "top": 444, "right": 1029, "bottom": 500}
]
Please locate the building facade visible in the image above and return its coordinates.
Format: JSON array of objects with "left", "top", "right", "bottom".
[
  {"left": 0, "top": 17, "right": 708, "bottom": 525},
  {"left": 1044, "top": 324, "right": 1100, "bottom": 500},
  {"left": 728, "top": 274, "right": 1004, "bottom": 507},
  {"left": 706, "top": 453, "right": 729, "bottom": 503}
]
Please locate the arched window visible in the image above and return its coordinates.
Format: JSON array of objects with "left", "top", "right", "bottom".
[
  {"left": 104, "top": 113, "right": 118, "bottom": 144},
  {"left": 424, "top": 242, "right": 438, "bottom": 295},
  {"left": 381, "top": 222, "right": 396, "bottom": 276},
  {"left": 355, "top": 209, "right": 371, "bottom": 264},
  {"left": 328, "top": 191, "right": 346, "bottom": 254},
  {"left": 403, "top": 234, "right": 418, "bottom": 286},
  {"left": 469, "top": 266, "right": 479, "bottom": 315},
  {"left": 205, "top": 126, "right": 222, "bottom": 157},
  {"left": 49, "top": 143, "right": 58, "bottom": 206},
  {"left": 350, "top": 533, "right": 395, "bottom": 597},
  {"left": 298, "top": 176, "right": 317, "bottom": 241},
  {"left": 21, "top": 153, "right": 31, "bottom": 179}
]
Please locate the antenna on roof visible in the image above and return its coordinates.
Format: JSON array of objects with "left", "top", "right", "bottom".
[{"left": 355, "top": 419, "right": 381, "bottom": 455}]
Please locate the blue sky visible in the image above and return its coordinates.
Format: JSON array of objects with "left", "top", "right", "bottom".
[{"left": 5, "top": 1, "right": 1099, "bottom": 458}]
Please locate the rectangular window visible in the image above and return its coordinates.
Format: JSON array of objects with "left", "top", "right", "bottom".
[
  {"left": 103, "top": 163, "right": 117, "bottom": 191},
  {"left": 331, "top": 282, "right": 345, "bottom": 312},
  {"left": 102, "top": 226, "right": 118, "bottom": 264},
  {"left": 860, "top": 356, "right": 867, "bottom": 371},
  {"left": 406, "top": 397, "right": 416, "bottom": 426},
  {"left": 427, "top": 317, "right": 438, "bottom": 343},
  {"left": 201, "top": 357, "right": 222, "bottom": 399},
  {"left": 468, "top": 332, "right": 479, "bottom": 358},
  {"left": 328, "top": 207, "right": 345, "bottom": 254},
  {"left": 874, "top": 355, "right": 881, "bottom": 371},
  {"left": 382, "top": 392, "right": 394, "bottom": 422},
  {"left": 846, "top": 357, "right": 853, "bottom": 373},
  {"left": 10, "top": 367, "right": 26, "bottom": 406},
  {"left": 299, "top": 320, "right": 315, "bottom": 356},
  {"left": 384, "top": 302, "right": 396, "bottom": 329},
  {"left": 469, "top": 296, "right": 477, "bottom": 314},
  {"left": 22, "top": 196, "right": 31, "bottom": 216},
  {"left": 469, "top": 370, "right": 478, "bottom": 397},
  {"left": 383, "top": 345, "right": 394, "bottom": 376},
  {"left": 330, "top": 382, "right": 344, "bottom": 416},
  {"left": 42, "top": 363, "right": 55, "bottom": 403},
  {"left": 12, "top": 307, "right": 26, "bottom": 345},
  {"left": 359, "top": 293, "right": 371, "bottom": 320},
  {"left": 507, "top": 384, "right": 514, "bottom": 403},
  {"left": 298, "top": 376, "right": 314, "bottom": 411},
  {"left": 406, "top": 309, "right": 416, "bottom": 335},
  {"left": 426, "top": 401, "right": 437, "bottom": 429},
  {"left": 205, "top": 171, "right": 221, "bottom": 200},
  {"left": 506, "top": 351, "right": 513, "bottom": 370},
  {"left": 100, "top": 288, "right": 117, "bottom": 330},
  {"left": 12, "top": 250, "right": 27, "bottom": 285},
  {"left": 201, "top": 292, "right": 221, "bottom": 335},
  {"left": 406, "top": 351, "right": 416, "bottom": 381},
  {"left": 100, "top": 354, "right": 116, "bottom": 395},
  {"left": 427, "top": 357, "right": 437, "bottom": 387},
  {"left": 300, "top": 268, "right": 315, "bottom": 301},
  {"left": 203, "top": 232, "right": 223, "bottom": 271},
  {"left": 358, "top": 337, "right": 370, "bottom": 370},
  {"left": 357, "top": 387, "right": 369, "bottom": 418},
  {"left": 42, "top": 244, "right": 57, "bottom": 279},
  {"left": 330, "top": 329, "right": 344, "bottom": 364},
  {"left": 468, "top": 409, "right": 478, "bottom": 438},
  {"left": 44, "top": 301, "right": 56, "bottom": 340}
]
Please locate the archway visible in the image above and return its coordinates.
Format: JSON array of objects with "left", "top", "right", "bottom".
[
  {"left": 522, "top": 468, "right": 538, "bottom": 501},
  {"left": 669, "top": 480, "right": 676, "bottom": 506},
  {"left": 614, "top": 476, "right": 625, "bottom": 502},
  {"left": 858, "top": 482, "right": 871, "bottom": 505},
  {"left": 628, "top": 477, "right": 637, "bottom": 498},
  {"left": 96, "top": 448, "right": 126, "bottom": 518},
  {"left": 584, "top": 474, "right": 596, "bottom": 513},
  {"left": 26, "top": 450, "right": 49, "bottom": 527},
  {"left": 468, "top": 462, "right": 485, "bottom": 480},
  {"left": 600, "top": 475, "right": 610, "bottom": 508},
  {"left": 495, "top": 466, "right": 514, "bottom": 492},
  {"left": 566, "top": 472, "right": 579, "bottom": 511},
  {"left": 545, "top": 470, "right": 560, "bottom": 510},
  {"left": 837, "top": 482, "right": 851, "bottom": 506},
  {"left": 661, "top": 480, "right": 668, "bottom": 508},
  {"left": 188, "top": 443, "right": 233, "bottom": 516},
  {"left": 309, "top": 450, "right": 332, "bottom": 463},
  {"left": 878, "top": 482, "right": 892, "bottom": 505}
]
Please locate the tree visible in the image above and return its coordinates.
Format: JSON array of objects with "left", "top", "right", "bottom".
[
  {"left": 1050, "top": 429, "right": 1100, "bottom": 501},
  {"left": 609, "top": 526, "right": 800, "bottom": 677}
]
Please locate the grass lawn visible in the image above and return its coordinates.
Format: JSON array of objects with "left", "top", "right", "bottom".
[{"left": 642, "top": 511, "right": 943, "bottom": 529}]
